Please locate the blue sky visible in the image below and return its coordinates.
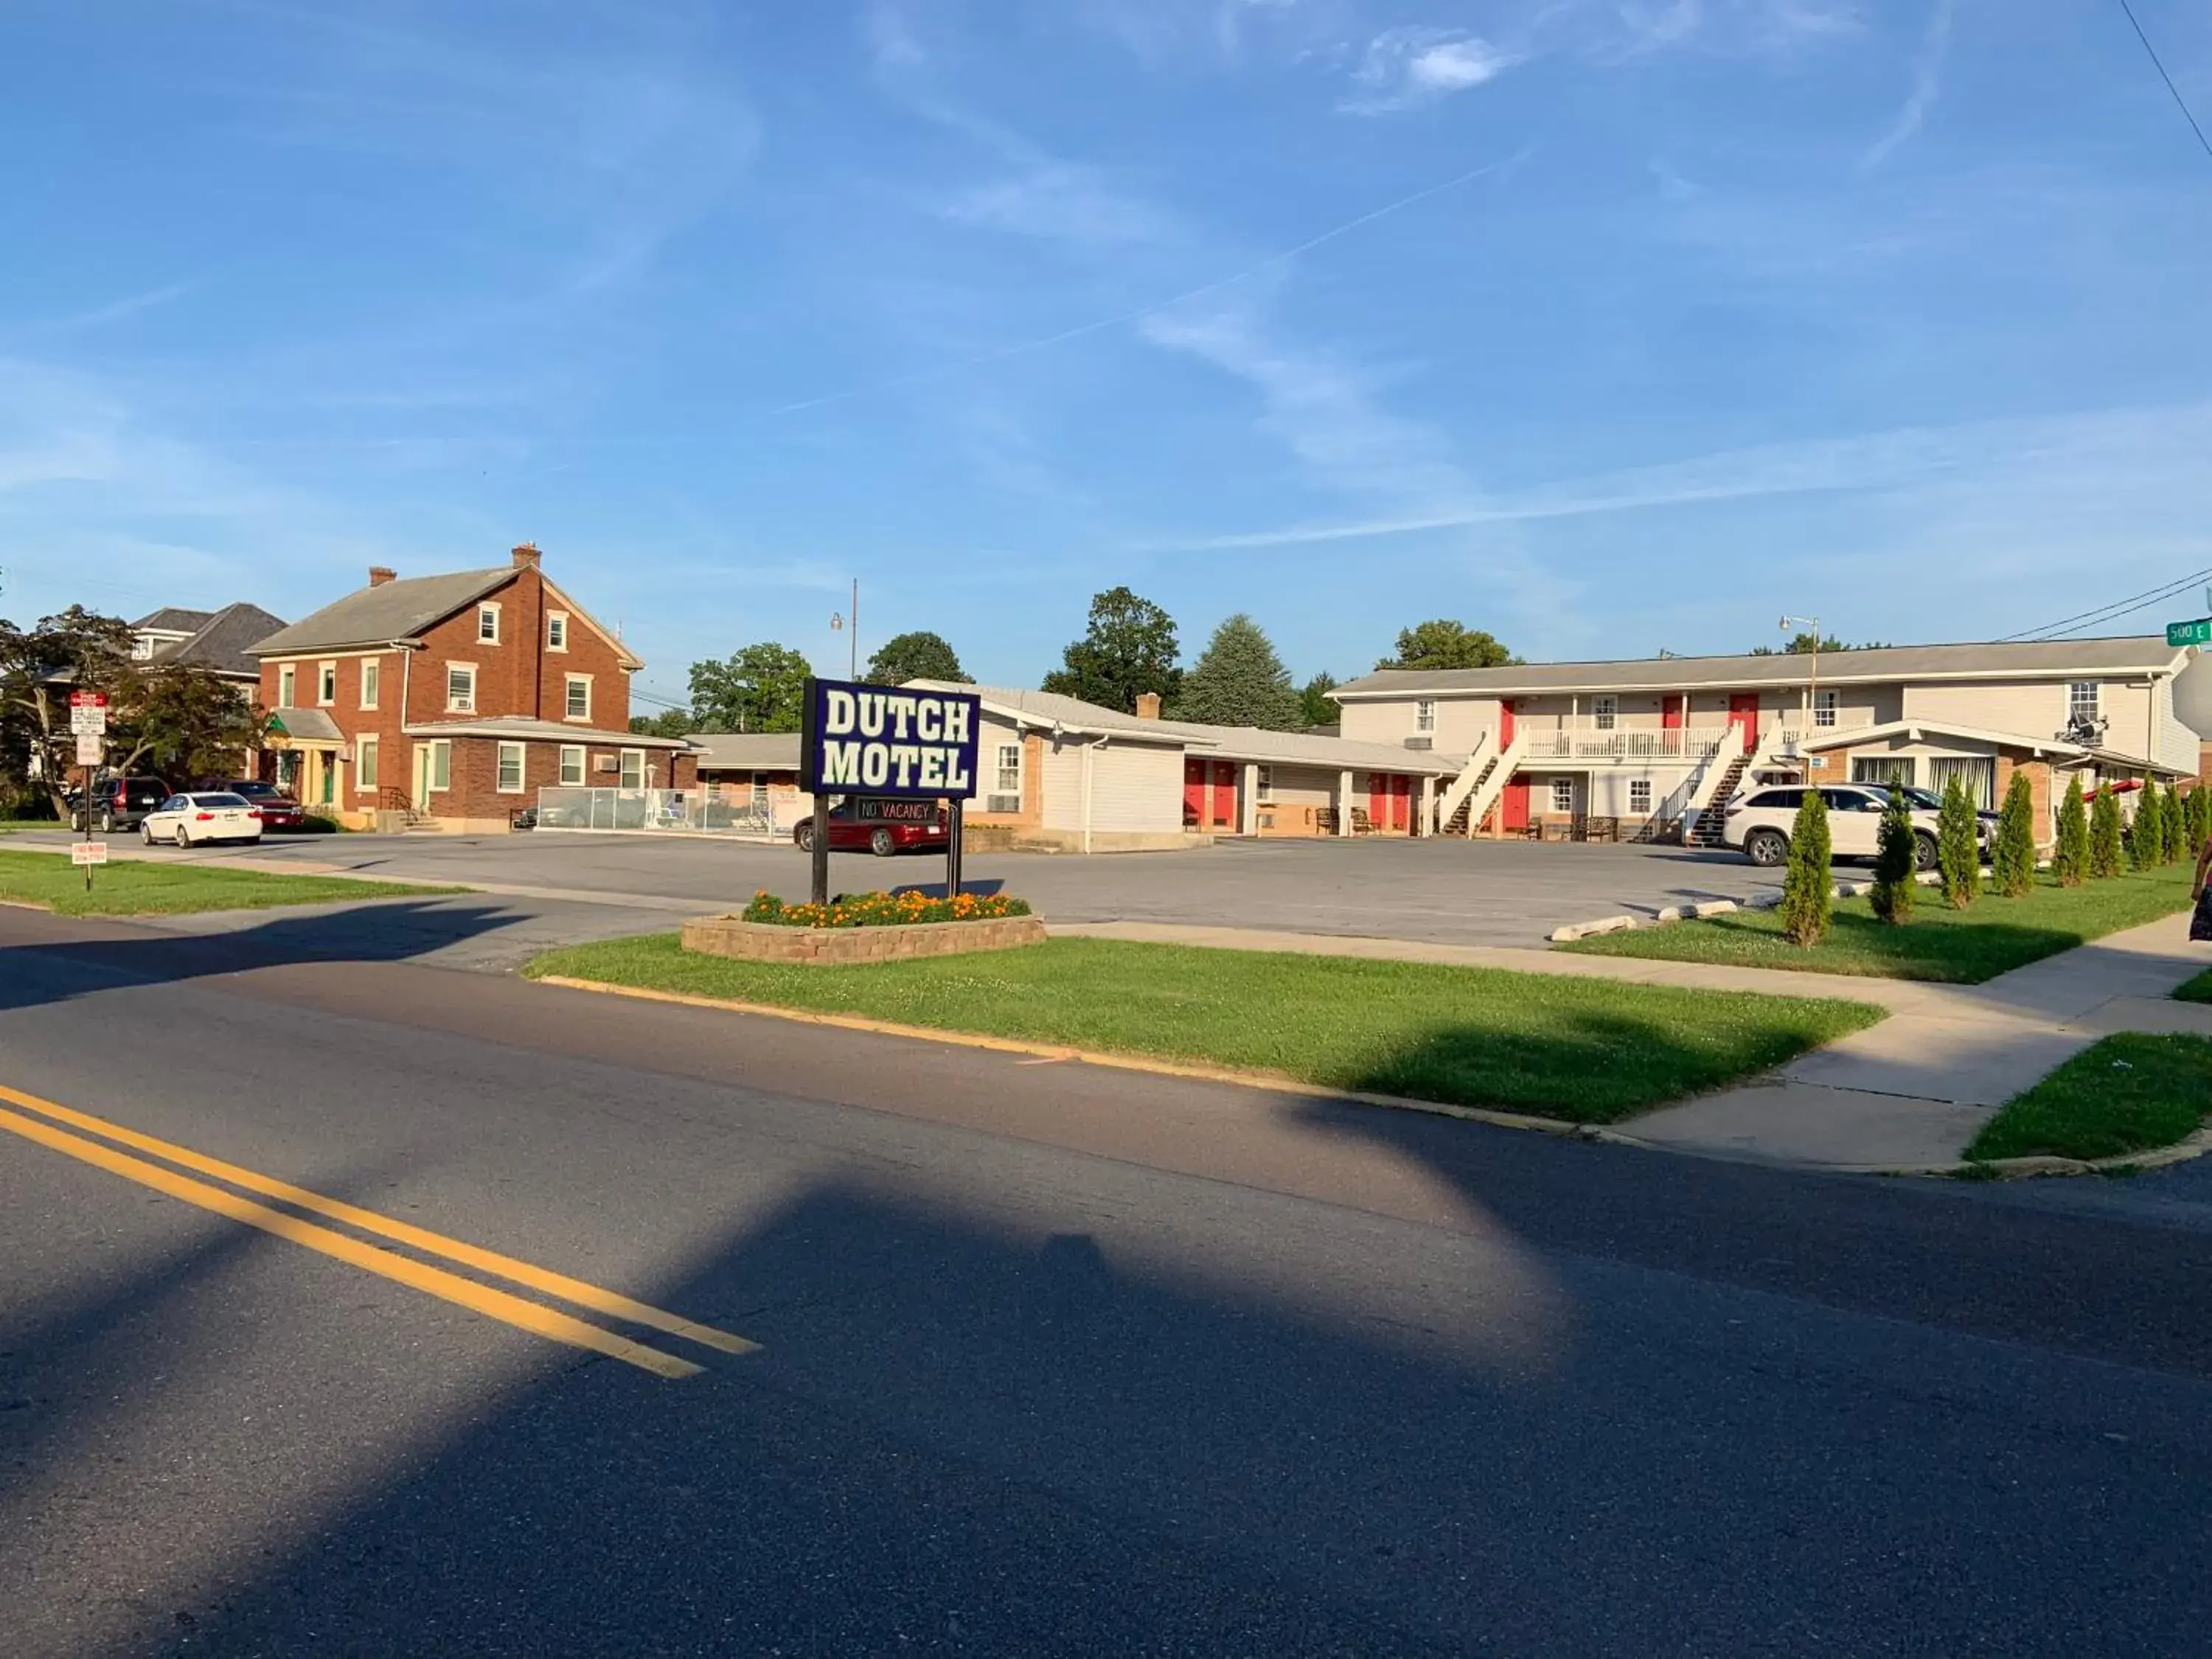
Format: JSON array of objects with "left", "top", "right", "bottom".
[{"left": 4, "top": 1, "right": 2210, "bottom": 710}]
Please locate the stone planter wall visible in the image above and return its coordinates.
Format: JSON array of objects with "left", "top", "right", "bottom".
[{"left": 681, "top": 912, "right": 1048, "bottom": 964}]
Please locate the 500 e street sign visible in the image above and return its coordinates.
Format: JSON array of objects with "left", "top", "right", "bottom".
[{"left": 801, "top": 679, "right": 981, "bottom": 800}]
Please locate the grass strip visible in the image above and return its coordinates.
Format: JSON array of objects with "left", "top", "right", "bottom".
[
  {"left": 1562, "top": 866, "right": 2195, "bottom": 984},
  {"left": 2174, "top": 967, "right": 2212, "bottom": 1004},
  {"left": 1966, "top": 1033, "right": 2212, "bottom": 1163},
  {"left": 525, "top": 933, "right": 1883, "bottom": 1123},
  {"left": 0, "top": 850, "right": 451, "bottom": 917}
]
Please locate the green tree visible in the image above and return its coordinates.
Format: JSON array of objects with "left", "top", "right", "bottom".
[
  {"left": 1298, "top": 672, "right": 1340, "bottom": 729},
  {"left": 1937, "top": 773, "right": 1980, "bottom": 908},
  {"left": 2188, "top": 785, "right": 2211, "bottom": 858},
  {"left": 1748, "top": 635, "right": 1891, "bottom": 656},
  {"left": 1172, "top": 614, "right": 1301, "bottom": 729},
  {"left": 1869, "top": 786, "right": 1918, "bottom": 924},
  {"left": 1779, "top": 787, "right": 1832, "bottom": 946},
  {"left": 115, "top": 665, "right": 268, "bottom": 787},
  {"left": 628, "top": 709, "right": 692, "bottom": 739},
  {"left": 1376, "top": 620, "right": 1518, "bottom": 672},
  {"left": 2056, "top": 776, "right": 2090, "bottom": 886},
  {"left": 1992, "top": 771, "right": 2037, "bottom": 897},
  {"left": 2090, "top": 782, "right": 2124, "bottom": 879},
  {"left": 0, "top": 606, "right": 142, "bottom": 816},
  {"left": 1040, "top": 586, "right": 1181, "bottom": 713},
  {"left": 687, "top": 642, "right": 813, "bottom": 733},
  {"left": 2126, "top": 784, "right": 2159, "bottom": 870},
  {"left": 864, "top": 630, "right": 969, "bottom": 686},
  {"left": 2163, "top": 778, "right": 2189, "bottom": 863}
]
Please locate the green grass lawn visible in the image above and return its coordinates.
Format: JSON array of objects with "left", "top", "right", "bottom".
[
  {"left": 0, "top": 850, "right": 451, "bottom": 917},
  {"left": 2174, "top": 967, "right": 2212, "bottom": 1004},
  {"left": 0, "top": 819, "right": 63, "bottom": 833},
  {"left": 1560, "top": 865, "right": 2197, "bottom": 984},
  {"left": 525, "top": 934, "right": 1884, "bottom": 1123},
  {"left": 1967, "top": 1033, "right": 2212, "bottom": 1163}
]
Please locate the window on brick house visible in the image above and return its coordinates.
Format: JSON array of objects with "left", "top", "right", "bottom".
[
  {"left": 547, "top": 613, "right": 568, "bottom": 651},
  {"left": 496, "top": 742, "right": 526, "bottom": 793},
  {"left": 447, "top": 665, "right": 475, "bottom": 712},
  {"left": 478, "top": 603, "right": 500, "bottom": 644}
]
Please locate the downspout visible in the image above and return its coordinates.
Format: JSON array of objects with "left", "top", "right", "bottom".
[{"left": 1082, "top": 735, "right": 1099, "bottom": 855}]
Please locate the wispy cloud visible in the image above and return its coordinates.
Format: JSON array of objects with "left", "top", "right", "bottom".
[
  {"left": 1860, "top": 0, "right": 1956, "bottom": 172},
  {"left": 1341, "top": 27, "right": 1515, "bottom": 114},
  {"left": 18, "top": 282, "right": 194, "bottom": 341}
]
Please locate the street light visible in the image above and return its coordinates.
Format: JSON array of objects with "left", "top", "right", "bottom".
[
  {"left": 1779, "top": 614, "right": 1821, "bottom": 769},
  {"left": 829, "top": 578, "right": 859, "bottom": 681}
]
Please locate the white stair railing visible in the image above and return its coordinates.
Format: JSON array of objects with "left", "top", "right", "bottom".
[
  {"left": 1430, "top": 731, "right": 1492, "bottom": 835},
  {"left": 1461, "top": 732, "right": 1529, "bottom": 837},
  {"left": 1678, "top": 723, "right": 1748, "bottom": 842}
]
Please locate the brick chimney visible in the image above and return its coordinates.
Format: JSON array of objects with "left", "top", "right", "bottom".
[
  {"left": 512, "top": 541, "right": 542, "bottom": 569},
  {"left": 367, "top": 566, "right": 397, "bottom": 587},
  {"left": 1135, "top": 692, "right": 1162, "bottom": 720}
]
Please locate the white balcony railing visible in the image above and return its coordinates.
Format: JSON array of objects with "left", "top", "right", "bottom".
[{"left": 1517, "top": 726, "right": 1733, "bottom": 764}]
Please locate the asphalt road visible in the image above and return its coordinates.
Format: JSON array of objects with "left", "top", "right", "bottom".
[
  {"left": 5, "top": 904, "right": 2212, "bottom": 1657},
  {"left": 19, "top": 827, "right": 1785, "bottom": 954}
]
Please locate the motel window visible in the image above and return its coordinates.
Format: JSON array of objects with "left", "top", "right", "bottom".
[
  {"left": 1415, "top": 699, "right": 1436, "bottom": 733},
  {"left": 1814, "top": 688, "right": 1837, "bottom": 728},
  {"left": 558, "top": 745, "right": 585, "bottom": 787},
  {"left": 447, "top": 665, "right": 476, "bottom": 712},
  {"left": 1629, "top": 779, "right": 1652, "bottom": 815},
  {"left": 565, "top": 675, "right": 591, "bottom": 722},
  {"left": 317, "top": 661, "right": 338, "bottom": 705},
  {"left": 619, "top": 749, "right": 645, "bottom": 790},
  {"left": 360, "top": 658, "right": 380, "bottom": 709},
  {"left": 2069, "top": 681, "right": 2100, "bottom": 724},
  {"left": 496, "top": 742, "right": 526, "bottom": 793},
  {"left": 355, "top": 735, "right": 378, "bottom": 793},
  {"left": 277, "top": 666, "right": 296, "bottom": 707},
  {"left": 1256, "top": 765, "right": 1274, "bottom": 802},
  {"left": 478, "top": 603, "right": 501, "bottom": 644},
  {"left": 1592, "top": 695, "right": 1617, "bottom": 732},
  {"left": 1551, "top": 777, "right": 1574, "bottom": 815},
  {"left": 547, "top": 612, "right": 568, "bottom": 651},
  {"left": 988, "top": 742, "right": 1023, "bottom": 813}
]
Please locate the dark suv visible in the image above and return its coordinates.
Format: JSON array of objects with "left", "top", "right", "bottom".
[{"left": 71, "top": 776, "right": 172, "bottom": 832}]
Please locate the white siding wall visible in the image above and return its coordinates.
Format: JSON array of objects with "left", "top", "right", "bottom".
[
  {"left": 973, "top": 712, "right": 1028, "bottom": 815},
  {"left": 1337, "top": 695, "right": 1495, "bottom": 757},
  {"left": 1039, "top": 736, "right": 1185, "bottom": 833}
]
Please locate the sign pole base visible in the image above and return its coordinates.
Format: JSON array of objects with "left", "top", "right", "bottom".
[
  {"left": 810, "top": 799, "right": 832, "bottom": 907},
  {"left": 945, "top": 801, "right": 964, "bottom": 900}
]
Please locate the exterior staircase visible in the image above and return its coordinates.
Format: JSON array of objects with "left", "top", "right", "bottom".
[
  {"left": 1436, "top": 732, "right": 1526, "bottom": 838},
  {"left": 1686, "top": 745, "right": 1752, "bottom": 846}
]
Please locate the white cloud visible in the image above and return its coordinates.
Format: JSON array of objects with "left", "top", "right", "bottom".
[
  {"left": 1342, "top": 27, "right": 1514, "bottom": 114},
  {"left": 1860, "top": 0, "right": 1955, "bottom": 172},
  {"left": 939, "top": 162, "right": 1178, "bottom": 248}
]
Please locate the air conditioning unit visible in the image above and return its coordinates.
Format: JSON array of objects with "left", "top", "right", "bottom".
[
  {"left": 984, "top": 794, "right": 1021, "bottom": 814},
  {"left": 595, "top": 756, "right": 620, "bottom": 774},
  {"left": 1404, "top": 737, "right": 1433, "bottom": 750}
]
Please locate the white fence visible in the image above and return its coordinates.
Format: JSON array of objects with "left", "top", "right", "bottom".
[{"left": 533, "top": 787, "right": 789, "bottom": 837}]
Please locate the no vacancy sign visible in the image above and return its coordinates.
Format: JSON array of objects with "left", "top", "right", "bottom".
[{"left": 799, "top": 678, "right": 981, "bottom": 801}]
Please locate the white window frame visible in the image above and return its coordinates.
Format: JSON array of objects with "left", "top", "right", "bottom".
[
  {"left": 619, "top": 748, "right": 646, "bottom": 790},
  {"left": 1256, "top": 764, "right": 1274, "bottom": 802},
  {"left": 558, "top": 745, "right": 585, "bottom": 787},
  {"left": 477, "top": 602, "right": 501, "bottom": 644},
  {"left": 1629, "top": 778, "right": 1652, "bottom": 815},
  {"left": 995, "top": 742, "right": 1022, "bottom": 794},
  {"left": 564, "top": 674, "right": 591, "bottom": 723},
  {"left": 317, "top": 661, "right": 338, "bottom": 706},
  {"left": 446, "top": 662, "right": 476, "bottom": 713},
  {"left": 1550, "top": 776, "right": 1575, "bottom": 815},
  {"left": 1813, "top": 688, "right": 1838, "bottom": 729},
  {"left": 277, "top": 665, "right": 296, "bottom": 707},
  {"left": 355, "top": 734, "right": 380, "bottom": 793},
  {"left": 546, "top": 611, "right": 568, "bottom": 652},
  {"left": 359, "top": 658, "right": 380, "bottom": 710},
  {"left": 495, "top": 741, "right": 526, "bottom": 794},
  {"left": 1415, "top": 699, "right": 1436, "bottom": 733},
  {"left": 1592, "top": 695, "right": 1618, "bottom": 732},
  {"left": 424, "top": 740, "right": 451, "bottom": 793},
  {"left": 2070, "top": 681, "right": 2100, "bottom": 723}
]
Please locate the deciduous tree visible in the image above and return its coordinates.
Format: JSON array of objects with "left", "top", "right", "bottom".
[
  {"left": 864, "top": 630, "right": 969, "bottom": 686},
  {"left": 1376, "top": 620, "right": 1517, "bottom": 672},
  {"left": 0, "top": 607, "right": 142, "bottom": 816},
  {"left": 1041, "top": 587, "right": 1181, "bottom": 713},
  {"left": 688, "top": 643, "right": 814, "bottom": 733}
]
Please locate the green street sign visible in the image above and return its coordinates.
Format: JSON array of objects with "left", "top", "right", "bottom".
[{"left": 2168, "top": 618, "right": 2212, "bottom": 648}]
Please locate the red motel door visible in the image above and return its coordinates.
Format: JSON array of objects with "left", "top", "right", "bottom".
[
  {"left": 1661, "top": 695, "right": 1685, "bottom": 731},
  {"left": 1368, "top": 772, "right": 1386, "bottom": 827},
  {"left": 1390, "top": 775, "right": 1411, "bottom": 830},
  {"left": 1501, "top": 776, "right": 1530, "bottom": 831},
  {"left": 1499, "top": 698, "right": 1517, "bottom": 747},
  {"left": 1183, "top": 759, "right": 1206, "bottom": 826},
  {"left": 1211, "top": 761, "right": 1238, "bottom": 828},
  {"left": 1728, "top": 694, "right": 1760, "bottom": 753}
]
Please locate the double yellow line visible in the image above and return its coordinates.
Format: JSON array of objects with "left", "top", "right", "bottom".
[{"left": 0, "top": 1084, "right": 754, "bottom": 1380}]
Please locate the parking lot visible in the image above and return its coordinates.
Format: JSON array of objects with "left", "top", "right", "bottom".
[{"left": 21, "top": 827, "right": 1784, "bottom": 953}]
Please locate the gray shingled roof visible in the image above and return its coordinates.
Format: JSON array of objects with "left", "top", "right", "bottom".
[
  {"left": 401, "top": 714, "right": 695, "bottom": 751},
  {"left": 148, "top": 603, "right": 288, "bottom": 678},
  {"left": 248, "top": 568, "right": 514, "bottom": 656},
  {"left": 133, "top": 606, "right": 215, "bottom": 634},
  {"left": 266, "top": 707, "right": 344, "bottom": 742},
  {"left": 913, "top": 681, "right": 1209, "bottom": 742},
  {"left": 1331, "top": 634, "right": 2190, "bottom": 698},
  {"left": 686, "top": 732, "right": 802, "bottom": 770}
]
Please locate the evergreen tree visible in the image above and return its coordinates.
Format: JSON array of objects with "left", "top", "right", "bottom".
[
  {"left": 1869, "top": 786, "right": 1918, "bottom": 924},
  {"left": 1173, "top": 614, "right": 1301, "bottom": 730},
  {"left": 1937, "top": 773, "right": 1980, "bottom": 908},
  {"left": 2189, "top": 786, "right": 2211, "bottom": 858},
  {"left": 1779, "top": 787, "right": 1832, "bottom": 947},
  {"left": 2164, "top": 778, "right": 2189, "bottom": 863},
  {"left": 1041, "top": 587, "right": 1181, "bottom": 713},
  {"left": 2055, "top": 776, "right": 2090, "bottom": 886},
  {"left": 1298, "top": 672, "right": 1340, "bottom": 729},
  {"left": 2090, "top": 782, "right": 2124, "bottom": 880},
  {"left": 1992, "top": 771, "right": 2037, "bottom": 897},
  {"left": 2126, "top": 785, "right": 2157, "bottom": 871}
]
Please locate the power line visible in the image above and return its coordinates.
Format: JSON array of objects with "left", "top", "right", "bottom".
[
  {"left": 2000, "top": 564, "right": 2212, "bottom": 641},
  {"left": 2116, "top": 0, "right": 2212, "bottom": 164}
]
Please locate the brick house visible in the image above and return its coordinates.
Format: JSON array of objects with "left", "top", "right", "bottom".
[{"left": 248, "top": 543, "right": 694, "bottom": 830}]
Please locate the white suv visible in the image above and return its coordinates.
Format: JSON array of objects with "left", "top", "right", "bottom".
[{"left": 1721, "top": 784, "right": 1955, "bottom": 870}]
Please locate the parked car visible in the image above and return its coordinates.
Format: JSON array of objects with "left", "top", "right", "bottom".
[
  {"left": 220, "top": 779, "right": 305, "bottom": 831},
  {"left": 69, "top": 775, "right": 171, "bottom": 832},
  {"left": 1722, "top": 783, "right": 1977, "bottom": 870},
  {"left": 792, "top": 797, "right": 951, "bottom": 857},
  {"left": 141, "top": 791, "right": 262, "bottom": 848}
]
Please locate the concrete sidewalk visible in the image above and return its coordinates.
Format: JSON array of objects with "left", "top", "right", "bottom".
[{"left": 1057, "top": 915, "right": 2212, "bottom": 1172}]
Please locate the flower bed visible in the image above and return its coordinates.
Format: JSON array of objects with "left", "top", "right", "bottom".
[{"left": 742, "top": 888, "right": 1032, "bottom": 930}]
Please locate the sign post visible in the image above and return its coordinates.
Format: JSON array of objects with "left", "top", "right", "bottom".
[
  {"left": 798, "top": 678, "right": 983, "bottom": 908},
  {"left": 68, "top": 691, "right": 108, "bottom": 893},
  {"left": 2166, "top": 618, "right": 2212, "bottom": 649}
]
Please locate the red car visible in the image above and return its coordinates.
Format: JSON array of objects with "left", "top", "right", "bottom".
[
  {"left": 223, "top": 779, "right": 307, "bottom": 831},
  {"left": 793, "top": 797, "right": 951, "bottom": 857}
]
